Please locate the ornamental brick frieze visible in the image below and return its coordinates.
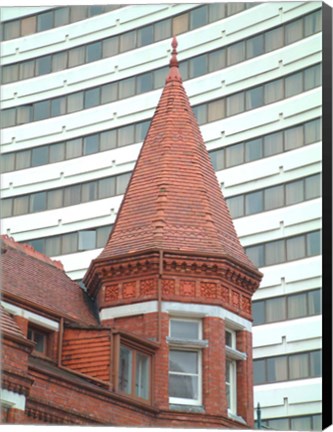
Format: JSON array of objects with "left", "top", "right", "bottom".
[
  {"left": 140, "top": 279, "right": 156, "bottom": 297},
  {"left": 1, "top": 368, "right": 33, "bottom": 396},
  {"left": 200, "top": 282, "right": 218, "bottom": 299},
  {"left": 179, "top": 280, "right": 196, "bottom": 296},
  {"left": 162, "top": 279, "right": 176, "bottom": 296}
]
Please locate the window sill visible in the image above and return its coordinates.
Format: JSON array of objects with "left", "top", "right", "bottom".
[
  {"left": 169, "top": 404, "right": 205, "bottom": 414},
  {"left": 228, "top": 411, "right": 246, "bottom": 425},
  {"left": 166, "top": 336, "right": 208, "bottom": 349},
  {"left": 225, "top": 346, "right": 247, "bottom": 361}
]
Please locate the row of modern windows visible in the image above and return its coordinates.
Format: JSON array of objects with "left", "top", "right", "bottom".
[
  {"left": 1, "top": 3, "right": 260, "bottom": 83},
  {"left": 253, "top": 289, "right": 321, "bottom": 326},
  {"left": 210, "top": 118, "right": 322, "bottom": 172},
  {"left": 2, "top": 172, "right": 131, "bottom": 218},
  {"left": 25, "top": 225, "right": 113, "bottom": 257},
  {"left": 2, "top": 63, "right": 322, "bottom": 129},
  {"left": 1, "top": 120, "right": 151, "bottom": 172},
  {"left": 226, "top": 173, "right": 321, "bottom": 219},
  {"left": 245, "top": 230, "right": 321, "bottom": 268},
  {"left": 253, "top": 349, "right": 321, "bottom": 385},
  {"left": 1, "top": 115, "right": 321, "bottom": 174},
  {"left": 260, "top": 414, "right": 322, "bottom": 431},
  {"left": 2, "top": 5, "right": 123, "bottom": 41}
]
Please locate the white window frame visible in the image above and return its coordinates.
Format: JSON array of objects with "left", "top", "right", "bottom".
[
  {"left": 168, "top": 317, "right": 203, "bottom": 406},
  {"left": 225, "top": 328, "right": 238, "bottom": 415}
]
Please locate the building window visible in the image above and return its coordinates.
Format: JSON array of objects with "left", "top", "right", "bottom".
[
  {"left": 168, "top": 318, "right": 205, "bottom": 406},
  {"left": 225, "top": 330, "right": 237, "bottom": 414},
  {"left": 27, "top": 325, "right": 48, "bottom": 354},
  {"left": 261, "top": 414, "right": 322, "bottom": 431}
]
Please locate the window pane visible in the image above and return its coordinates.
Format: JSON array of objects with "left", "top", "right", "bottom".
[
  {"left": 48, "top": 189, "right": 63, "bottom": 209},
  {"left": 3, "top": 109, "right": 16, "bottom": 128},
  {"left": 284, "top": 125, "right": 304, "bottom": 151},
  {"left": 178, "top": 62, "right": 189, "bottom": 81},
  {"left": 70, "top": 6, "right": 87, "bottom": 22},
  {"left": 291, "top": 416, "right": 312, "bottom": 431},
  {"left": 45, "top": 236, "right": 61, "bottom": 256},
  {"left": 253, "top": 359, "right": 266, "bottom": 384},
  {"left": 37, "top": 11, "right": 53, "bottom": 32},
  {"left": 154, "top": 66, "right": 168, "bottom": 89},
  {"left": 136, "top": 353, "right": 149, "bottom": 399},
  {"left": 172, "top": 13, "right": 189, "bottom": 35},
  {"left": 101, "top": 83, "right": 118, "bottom": 104},
  {"left": 266, "top": 297, "right": 286, "bottom": 322},
  {"left": 67, "top": 92, "right": 84, "bottom": 113},
  {"left": 246, "top": 244, "right": 264, "bottom": 267},
  {"left": 208, "top": 3, "right": 225, "bottom": 21},
  {"left": 52, "top": 52, "right": 67, "bottom": 72},
  {"left": 84, "top": 87, "right": 100, "bottom": 109},
  {"left": 226, "top": 143, "right": 244, "bottom": 167},
  {"left": 227, "top": 196, "right": 244, "bottom": 218},
  {"left": 30, "top": 191, "right": 47, "bottom": 212},
  {"left": 120, "top": 30, "right": 136, "bottom": 52},
  {"left": 54, "top": 8, "right": 70, "bottom": 27},
  {"left": 20, "top": 60, "right": 35, "bottom": 80},
  {"left": 116, "top": 172, "right": 131, "bottom": 195},
  {"left": 285, "top": 72, "right": 303, "bottom": 98},
  {"left": 154, "top": 18, "right": 171, "bottom": 42},
  {"left": 268, "top": 418, "right": 289, "bottom": 430},
  {"left": 253, "top": 301, "right": 265, "bottom": 325},
  {"left": 13, "top": 196, "right": 29, "bottom": 216},
  {"left": 28, "top": 239, "right": 44, "bottom": 253},
  {"left": 227, "top": 41, "right": 245, "bottom": 65},
  {"left": 264, "top": 131, "right": 283, "bottom": 157},
  {"left": 285, "top": 19, "right": 303, "bottom": 45},
  {"left": 246, "top": 87, "right": 264, "bottom": 110},
  {"left": 246, "top": 34, "right": 264, "bottom": 59},
  {"left": 169, "top": 350, "right": 198, "bottom": 374},
  {"left": 308, "top": 290, "right": 321, "bottom": 315},
  {"left": 119, "top": 77, "right": 135, "bottom": 99},
  {"left": 304, "top": 64, "right": 321, "bottom": 90},
  {"left": 100, "top": 130, "right": 117, "bottom": 151},
  {"left": 245, "top": 138, "right": 263, "bottom": 162},
  {"left": 86, "top": 41, "right": 102, "bottom": 63},
  {"left": 16, "top": 150, "right": 31, "bottom": 170},
  {"left": 2, "top": 64, "right": 19, "bottom": 84},
  {"left": 192, "top": 105, "right": 207, "bottom": 125},
  {"left": 3, "top": 20, "right": 20, "bottom": 40},
  {"left": 2, "top": 153, "right": 15, "bottom": 173},
  {"left": 68, "top": 46, "right": 85, "bottom": 68},
  {"left": 119, "top": 346, "right": 132, "bottom": 394},
  {"left": 78, "top": 230, "right": 96, "bottom": 250},
  {"left": 288, "top": 292, "right": 307, "bottom": 319},
  {"left": 208, "top": 99, "right": 225, "bottom": 122},
  {"left": 137, "top": 25, "right": 153, "bottom": 47},
  {"left": 17, "top": 106, "right": 32, "bottom": 125},
  {"left": 264, "top": 185, "right": 284, "bottom": 211},
  {"left": 310, "top": 351, "right": 321, "bottom": 377},
  {"left": 190, "top": 5, "right": 208, "bottom": 30},
  {"left": 62, "top": 232, "right": 77, "bottom": 254},
  {"left": 209, "top": 149, "right": 224, "bottom": 171},
  {"left": 304, "top": 10, "right": 322, "bottom": 36},
  {"left": 267, "top": 356, "right": 287, "bottom": 382},
  {"left": 305, "top": 174, "right": 321, "bottom": 200},
  {"left": 31, "top": 146, "right": 48, "bottom": 167},
  {"left": 33, "top": 101, "right": 50, "bottom": 121},
  {"left": 170, "top": 320, "right": 199, "bottom": 339},
  {"left": 286, "top": 179, "right": 304, "bottom": 205},
  {"left": 304, "top": 118, "right": 321, "bottom": 144},
  {"left": 135, "top": 121, "right": 150, "bottom": 142},
  {"left": 103, "top": 37, "right": 119, "bottom": 58},
  {"left": 99, "top": 177, "right": 116, "bottom": 199},
  {"left": 66, "top": 138, "right": 82, "bottom": 159},
  {"left": 64, "top": 185, "right": 81, "bottom": 206},
  {"left": 96, "top": 225, "right": 112, "bottom": 248},
  {"left": 51, "top": 97, "right": 66, "bottom": 117},
  {"left": 265, "top": 239, "right": 285, "bottom": 265},
  {"left": 83, "top": 134, "right": 99, "bottom": 155},
  {"left": 307, "top": 231, "right": 321, "bottom": 256},
  {"left": 226, "top": 93, "right": 244, "bottom": 116},
  {"left": 209, "top": 49, "right": 226, "bottom": 72},
  {"left": 264, "top": 79, "right": 283, "bottom": 104},
  {"left": 118, "top": 125, "right": 135, "bottom": 147},
  {"left": 2, "top": 198, "right": 13, "bottom": 218},
  {"left": 227, "top": 3, "right": 245, "bottom": 15},
  {"left": 245, "top": 191, "right": 263, "bottom": 215},
  {"left": 81, "top": 181, "right": 98, "bottom": 202},
  {"left": 313, "top": 415, "right": 322, "bottom": 431},
  {"left": 137, "top": 72, "right": 153, "bottom": 94},
  {"left": 169, "top": 374, "right": 198, "bottom": 400},
  {"left": 189, "top": 54, "right": 208, "bottom": 79},
  {"left": 289, "top": 352, "right": 309, "bottom": 379},
  {"left": 87, "top": 5, "right": 105, "bottom": 17},
  {"left": 36, "top": 55, "right": 52, "bottom": 76},
  {"left": 21, "top": 16, "right": 36, "bottom": 36}
]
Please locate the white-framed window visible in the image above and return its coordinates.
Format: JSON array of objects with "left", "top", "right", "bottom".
[{"left": 168, "top": 318, "right": 205, "bottom": 406}]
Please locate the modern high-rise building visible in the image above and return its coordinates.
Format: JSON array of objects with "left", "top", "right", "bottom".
[{"left": 0, "top": 2, "right": 325, "bottom": 429}]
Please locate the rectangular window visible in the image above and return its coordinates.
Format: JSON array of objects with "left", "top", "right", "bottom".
[
  {"left": 99, "top": 177, "right": 116, "bottom": 199},
  {"left": 154, "top": 19, "right": 171, "bottom": 42},
  {"left": 189, "top": 5, "right": 208, "bottom": 30},
  {"left": 308, "top": 290, "right": 321, "bottom": 316},
  {"left": 264, "top": 131, "right": 283, "bottom": 157},
  {"left": 304, "top": 64, "right": 321, "bottom": 91},
  {"left": 226, "top": 143, "right": 244, "bottom": 167},
  {"left": 267, "top": 356, "right": 288, "bottom": 382},
  {"left": 66, "top": 138, "right": 82, "bottom": 159},
  {"left": 306, "top": 231, "right": 321, "bottom": 256},
  {"left": 52, "top": 52, "right": 67, "bottom": 72},
  {"left": 48, "top": 189, "right": 63, "bottom": 210},
  {"left": 137, "top": 72, "right": 153, "bottom": 94},
  {"left": 246, "top": 86, "right": 264, "bottom": 110},
  {"left": 208, "top": 49, "right": 226, "bottom": 72},
  {"left": 64, "top": 184, "right": 81, "bottom": 206},
  {"left": 137, "top": 25, "right": 153, "bottom": 47},
  {"left": 68, "top": 46, "right": 85, "bottom": 68},
  {"left": 286, "top": 179, "right": 304, "bottom": 205},
  {"left": 2, "top": 108, "right": 16, "bottom": 128},
  {"left": 246, "top": 244, "right": 264, "bottom": 267},
  {"left": 31, "top": 146, "right": 48, "bottom": 167},
  {"left": 245, "top": 190, "right": 263, "bottom": 215},
  {"left": 83, "top": 134, "right": 99, "bottom": 155},
  {"left": 20, "top": 60, "right": 35, "bottom": 80},
  {"left": 227, "top": 3, "right": 244, "bottom": 15},
  {"left": 304, "top": 10, "right": 322, "bottom": 36},
  {"left": 209, "top": 149, "right": 224, "bottom": 171},
  {"left": 33, "top": 101, "right": 50, "bottom": 121},
  {"left": 100, "top": 130, "right": 117, "bottom": 151},
  {"left": 27, "top": 326, "right": 48, "bottom": 354},
  {"left": 192, "top": 105, "right": 207, "bottom": 125},
  {"left": 286, "top": 235, "right": 306, "bottom": 261},
  {"left": 17, "top": 106, "right": 32, "bottom": 125},
  {"left": 62, "top": 232, "right": 78, "bottom": 254},
  {"left": 2, "top": 64, "right": 19, "bottom": 84},
  {"left": 118, "top": 125, "right": 135, "bottom": 147},
  {"left": 13, "top": 196, "right": 29, "bottom": 216},
  {"left": 245, "top": 138, "right": 263, "bottom": 162},
  {"left": 103, "top": 37, "right": 119, "bottom": 58},
  {"left": 135, "top": 121, "right": 150, "bottom": 142},
  {"left": 246, "top": 34, "right": 264, "bottom": 59},
  {"left": 227, "top": 195, "right": 244, "bottom": 219},
  {"left": 284, "top": 125, "right": 304, "bottom": 151},
  {"left": 264, "top": 79, "right": 284, "bottom": 104},
  {"left": 101, "top": 83, "right": 118, "bottom": 104},
  {"left": 189, "top": 54, "right": 208, "bottom": 79},
  {"left": 67, "top": 92, "right": 84, "bottom": 113},
  {"left": 288, "top": 292, "right": 307, "bottom": 320},
  {"left": 2, "top": 153, "right": 15, "bottom": 173},
  {"left": 30, "top": 191, "right": 47, "bottom": 213},
  {"left": 81, "top": 181, "right": 98, "bottom": 202},
  {"left": 208, "top": 3, "right": 225, "bottom": 21},
  {"left": 16, "top": 150, "right": 31, "bottom": 170},
  {"left": 172, "top": 13, "right": 189, "bottom": 35},
  {"left": 84, "top": 88, "right": 100, "bottom": 109},
  {"left": 78, "top": 230, "right": 96, "bottom": 250},
  {"left": 208, "top": 99, "right": 225, "bottom": 122},
  {"left": 252, "top": 301, "right": 265, "bottom": 325},
  {"left": 285, "top": 19, "right": 303, "bottom": 45},
  {"left": 37, "top": 11, "right": 54, "bottom": 32},
  {"left": 120, "top": 30, "right": 136, "bottom": 52},
  {"left": 21, "top": 15, "right": 36, "bottom": 36},
  {"left": 36, "top": 55, "right": 52, "bottom": 76},
  {"left": 227, "top": 41, "right": 245, "bottom": 65},
  {"left": 285, "top": 72, "right": 303, "bottom": 98},
  {"left": 119, "top": 77, "right": 135, "bottom": 99},
  {"left": 86, "top": 41, "right": 102, "bottom": 63},
  {"left": 116, "top": 172, "right": 131, "bottom": 195},
  {"left": 51, "top": 97, "right": 66, "bottom": 117},
  {"left": 96, "top": 225, "right": 112, "bottom": 248},
  {"left": 54, "top": 8, "right": 70, "bottom": 27},
  {"left": 226, "top": 93, "right": 244, "bottom": 116},
  {"left": 264, "top": 184, "right": 284, "bottom": 211},
  {"left": 2, "top": 198, "right": 13, "bottom": 218},
  {"left": 45, "top": 236, "right": 61, "bottom": 256},
  {"left": 304, "top": 118, "right": 321, "bottom": 144},
  {"left": 3, "top": 20, "right": 20, "bottom": 40},
  {"left": 265, "top": 239, "right": 285, "bottom": 266},
  {"left": 266, "top": 297, "right": 286, "bottom": 323}
]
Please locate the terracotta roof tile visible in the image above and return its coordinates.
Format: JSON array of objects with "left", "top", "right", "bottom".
[
  {"left": 0, "top": 305, "right": 26, "bottom": 340},
  {"left": 1, "top": 236, "right": 98, "bottom": 326},
  {"left": 97, "top": 38, "right": 256, "bottom": 271}
]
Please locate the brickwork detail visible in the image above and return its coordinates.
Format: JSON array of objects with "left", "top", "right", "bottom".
[
  {"left": 200, "top": 282, "right": 217, "bottom": 299},
  {"left": 231, "top": 291, "right": 240, "bottom": 307},
  {"left": 105, "top": 284, "right": 119, "bottom": 302},
  {"left": 139, "top": 279, "right": 155, "bottom": 297},
  {"left": 162, "top": 279, "right": 176, "bottom": 295},
  {"left": 179, "top": 280, "right": 196, "bottom": 296},
  {"left": 122, "top": 282, "right": 136, "bottom": 299},
  {"left": 241, "top": 295, "right": 251, "bottom": 314}
]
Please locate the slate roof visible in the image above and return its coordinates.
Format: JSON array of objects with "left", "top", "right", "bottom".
[
  {"left": 1, "top": 235, "right": 98, "bottom": 326},
  {"left": 98, "top": 38, "right": 257, "bottom": 271}
]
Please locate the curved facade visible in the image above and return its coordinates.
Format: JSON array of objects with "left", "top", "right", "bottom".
[{"left": 1, "top": 3, "right": 322, "bottom": 429}]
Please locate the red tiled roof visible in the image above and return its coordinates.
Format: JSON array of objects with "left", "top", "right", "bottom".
[
  {"left": 98, "top": 38, "right": 256, "bottom": 271},
  {"left": 1, "top": 236, "right": 98, "bottom": 326},
  {"left": 0, "top": 305, "right": 26, "bottom": 340}
]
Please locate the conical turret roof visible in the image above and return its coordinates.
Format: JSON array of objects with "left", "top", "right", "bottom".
[{"left": 98, "top": 38, "right": 256, "bottom": 271}]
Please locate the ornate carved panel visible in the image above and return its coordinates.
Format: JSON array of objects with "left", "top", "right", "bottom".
[
  {"left": 104, "top": 284, "right": 119, "bottom": 302},
  {"left": 179, "top": 280, "right": 196, "bottom": 296},
  {"left": 220, "top": 285, "right": 229, "bottom": 303},
  {"left": 231, "top": 291, "right": 240, "bottom": 307},
  {"left": 139, "top": 279, "right": 156, "bottom": 297},
  {"left": 200, "top": 282, "right": 217, "bottom": 299},
  {"left": 162, "top": 279, "right": 176, "bottom": 295},
  {"left": 122, "top": 282, "right": 136, "bottom": 299},
  {"left": 241, "top": 295, "right": 251, "bottom": 314}
]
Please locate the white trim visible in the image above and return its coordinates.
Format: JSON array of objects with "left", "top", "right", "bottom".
[
  {"left": 0, "top": 389, "right": 26, "bottom": 411},
  {"left": 1, "top": 301, "right": 59, "bottom": 331},
  {"left": 100, "top": 301, "right": 252, "bottom": 331}
]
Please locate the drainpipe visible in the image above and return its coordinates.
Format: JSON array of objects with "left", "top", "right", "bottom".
[
  {"left": 157, "top": 250, "right": 163, "bottom": 343},
  {"left": 57, "top": 317, "right": 64, "bottom": 367}
]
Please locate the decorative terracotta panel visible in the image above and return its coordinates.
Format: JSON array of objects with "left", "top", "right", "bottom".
[
  {"left": 162, "top": 279, "right": 176, "bottom": 295},
  {"left": 231, "top": 291, "right": 240, "bottom": 307},
  {"left": 122, "top": 282, "right": 136, "bottom": 299},
  {"left": 220, "top": 285, "right": 229, "bottom": 303},
  {"left": 179, "top": 280, "right": 196, "bottom": 296},
  {"left": 200, "top": 282, "right": 217, "bottom": 299},
  {"left": 139, "top": 279, "right": 156, "bottom": 296},
  {"left": 104, "top": 284, "right": 119, "bottom": 302},
  {"left": 241, "top": 295, "right": 251, "bottom": 314}
]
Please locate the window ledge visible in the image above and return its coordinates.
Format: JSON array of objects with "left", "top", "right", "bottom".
[
  {"left": 226, "top": 346, "right": 247, "bottom": 360},
  {"left": 169, "top": 404, "right": 205, "bottom": 414},
  {"left": 228, "top": 411, "right": 247, "bottom": 425},
  {"left": 166, "top": 336, "right": 208, "bottom": 348}
]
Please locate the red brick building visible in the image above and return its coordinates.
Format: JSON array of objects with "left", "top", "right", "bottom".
[{"left": 1, "top": 38, "right": 262, "bottom": 427}]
